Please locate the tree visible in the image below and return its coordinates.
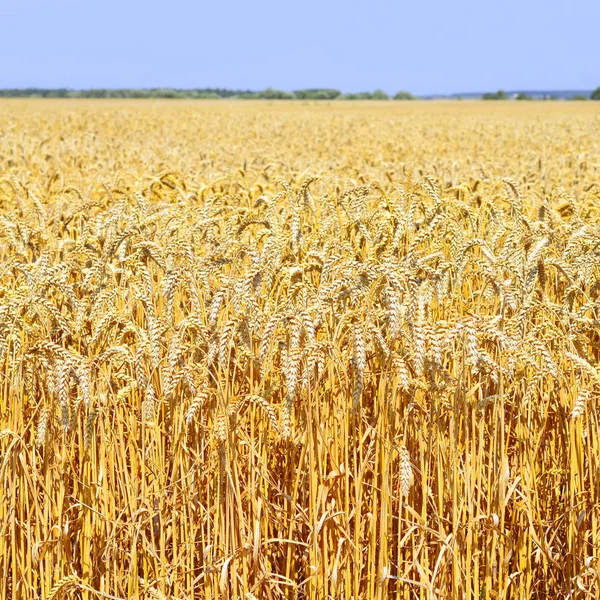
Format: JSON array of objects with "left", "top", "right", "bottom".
[
  {"left": 372, "top": 89, "right": 389, "bottom": 100},
  {"left": 88, "top": 89, "right": 109, "bottom": 98},
  {"left": 591, "top": 87, "right": 600, "bottom": 100},
  {"left": 259, "top": 88, "right": 295, "bottom": 99},
  {"left": 341, "top": 92, "right": 375, "bottom": 100},
  {"left": 393, "top": 90, "right": 415, "bottom": 100},
  {"left": 294, "top": 89, "right": 341, "bottom": 100},
  {"left": 483, "top": 90, "right": 508, "bottom": 100},
  {"left": 516, "top": 93, "right": 530, "bottom": 100},
  {"left": 151, "top": 89, "right": 183, "bottom": 99},
  {"left": 571, "top": 94, "right": 588, "bottom": 101},
  {"left": 129, "top": 89, "right": 152, "bottom": 99}
]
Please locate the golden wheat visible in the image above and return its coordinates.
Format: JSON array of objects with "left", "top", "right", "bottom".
[{"left": 0, "top": 99, "right": 599, "bottom": 599}]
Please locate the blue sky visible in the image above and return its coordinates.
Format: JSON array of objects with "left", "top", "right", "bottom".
[{"left": 1, "top": 0, "right": 598, "bottom": 95}]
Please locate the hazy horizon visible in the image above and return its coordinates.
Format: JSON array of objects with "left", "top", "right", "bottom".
[
  {"left": 1, "top": 0, "right": 599, "bottom": 96},
  {"left": 0, "top": 86, "right": 595, "bottom": 96}
]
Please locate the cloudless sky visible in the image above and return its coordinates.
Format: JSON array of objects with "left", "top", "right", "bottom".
[{"left": 1, "top": 0, "right": 598, "bottom": 95}]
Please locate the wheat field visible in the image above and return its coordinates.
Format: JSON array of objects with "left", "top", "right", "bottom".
[{"left": 1, "top": 99, "right": 599, "bottom": 599}]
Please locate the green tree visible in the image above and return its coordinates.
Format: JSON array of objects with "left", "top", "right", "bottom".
[
  {"left": 393, "top": 90, "right": 415, "bottom": 100},
  {"left": 341, "top": 91, "right": 375, "bottom": 100},
  {"left": 516, "top": 93, "right": 530, "bottom": 100},
  {"left": 259, "top": 88, "right": 295, "bottom": 99},
  {"left": 571, "top": 94, "right": 588, "bottom": 101},
  {"left": 88, "top": 89, "right": 109, "bottom": 98},
  {"left": 129, "top": 89, "right": 152, "bottom": 99},
  {"left": 483, "top": 90, "right": 508, "bottom": 100},
  {"left": 372, "top": 89, "right": 389, "bottom": 100},
  {"left": 152, "top": 89, "right": 183, "bottom": 98},
  {"left": 591, "top": 87, "right": 600, "bottom": 100},
  {"left": 294, "top": 89, "right": 341, "bottom": 100}
]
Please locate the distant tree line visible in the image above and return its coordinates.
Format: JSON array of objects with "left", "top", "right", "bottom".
[
  {"left": 483, "top": 88, "right": 600, "bottom": 101},
  {"left": 482, "top": 90, "right": 509, "bottom": 100},
  {"left": 0, "top": 88, "right": 252, "bottom": 99},
  {"left": 2, "top": 87, "right": 598, "bottom": 100},
  {"left": 0, "top": 87, "right": 416, "bottom": 100}
]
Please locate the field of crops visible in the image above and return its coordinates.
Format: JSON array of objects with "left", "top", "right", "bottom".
[{"left": 1, "top": 99, "right": 599, "bottom": 599}]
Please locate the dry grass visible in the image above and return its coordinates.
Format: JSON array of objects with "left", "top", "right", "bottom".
[{"left": 1, "top": 99, "right": 600, "bottom": 599}]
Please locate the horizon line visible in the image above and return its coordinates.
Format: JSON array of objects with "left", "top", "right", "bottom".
[{"left": 0, "top": 86, "right": 595, "bottom": 97}]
